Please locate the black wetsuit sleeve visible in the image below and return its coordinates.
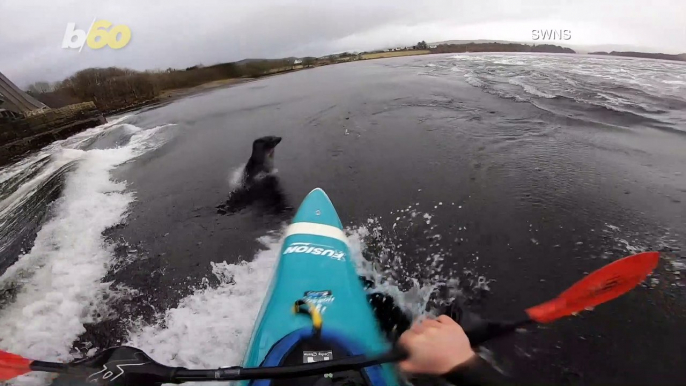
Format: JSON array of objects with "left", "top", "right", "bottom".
[{"left": 443, "top": 355, "right": 508, "bottom": 386}]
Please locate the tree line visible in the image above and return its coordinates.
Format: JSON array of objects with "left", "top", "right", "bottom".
[
  {"left": 430, "top": 42, "right": 575, "bottom": 54},
  {"left": 26, "top": 59, "right": 300, "bottom": 113}
]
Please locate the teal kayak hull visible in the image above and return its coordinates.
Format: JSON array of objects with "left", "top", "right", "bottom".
[{"left": 243, "top": 188, "right": 398, "bottom": 385}]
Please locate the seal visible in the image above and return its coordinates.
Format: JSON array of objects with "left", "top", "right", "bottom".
[{"left": 243, "top": 136, "right": 282, "bottom": 184}]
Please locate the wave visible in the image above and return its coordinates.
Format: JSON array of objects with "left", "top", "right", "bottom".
[
  {"left": 0, "top": 119, "right": 174, "bottom": 385},
  {"left": 447, "top": 54, "right": 686, "bottom": 130},
  {"left": 126, "top": 234, "right": 280, "bottom": 370},
  {"left": 463, "top": 71, "right": 485, "bottom": 88},
  {"left": 0, "top": 117, "right": 133, "bottom": 274},
  {"left": 508, "top": 78, "right": 556, "bottom": 99}
]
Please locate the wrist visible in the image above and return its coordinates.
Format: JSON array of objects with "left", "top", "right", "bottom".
[{"left": 441, "top": 351, "right": 477, "bottom": 375}]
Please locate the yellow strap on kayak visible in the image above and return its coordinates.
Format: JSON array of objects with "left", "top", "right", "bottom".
[{"left": 293, "top": 299, "right": 322, "bottom": 333}]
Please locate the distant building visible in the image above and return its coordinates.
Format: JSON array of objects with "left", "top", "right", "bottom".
[
  {"left": 293, "top": 59, "right": 303, "bottom": 65},
  {"left": 0, "top": 71, "right": 49, "bottom": 117},
  {"left": 429, "top": 45, "right": 437, "bottom": 49}
]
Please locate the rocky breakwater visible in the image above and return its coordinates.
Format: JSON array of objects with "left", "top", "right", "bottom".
[{"left": 0, "top": 102, "right": 106, "bottom": 166}]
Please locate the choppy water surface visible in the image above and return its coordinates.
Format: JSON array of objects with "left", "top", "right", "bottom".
[{"left": 1, "top": 53, "right": 684, "bottom": 385}]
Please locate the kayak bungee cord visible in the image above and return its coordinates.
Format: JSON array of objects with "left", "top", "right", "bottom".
[{"left": 294, "top": 299, "right": 324, "bottom": 335}]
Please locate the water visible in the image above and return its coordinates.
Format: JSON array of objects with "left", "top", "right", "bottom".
[
  {"left": 443, "top": 54, "right": 686, "bottom": 131},
  {"left": 0, "top": 54, "right": 684, "bottom": 385}
]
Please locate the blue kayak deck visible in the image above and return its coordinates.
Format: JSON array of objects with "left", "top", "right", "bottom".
[{"left": 243, "top": 188, "right": 398, "bottom": 385}]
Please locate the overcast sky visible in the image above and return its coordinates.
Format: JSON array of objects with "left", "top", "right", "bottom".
[{"left": 1, "top": 0, "right": 685, "bottom": 87}]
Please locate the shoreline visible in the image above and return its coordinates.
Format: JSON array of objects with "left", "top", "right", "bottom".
[
  {"left": 103, "top": 78, "right": 257, "bottom": 118},
  {"left": 5, "top": 49, "right": 682, "bottom": 169},
  {"left": 0, "top": 72, "right": 301, "bottom": 169},
  {"left": 104, "top": 68, "right": 310, "bottom": 117}
]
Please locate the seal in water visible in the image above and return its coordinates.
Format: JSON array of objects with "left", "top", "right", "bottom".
[
  {"left": 216, "top": 136, "right": 290, "bottom": 216},
  {"left": 243, "top": 136, "right": 282, "bottom": 185}
]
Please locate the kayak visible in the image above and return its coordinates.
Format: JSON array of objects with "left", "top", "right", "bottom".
[{"left": 243, "top": 188, "right": 399, "bottom": 386}]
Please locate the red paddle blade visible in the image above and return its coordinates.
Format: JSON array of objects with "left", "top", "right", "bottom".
[
  {"left": 526, "top": 252, "right": 659, "bottom": 323},
  {"left": 0, "top": 350, "right": 33, "bottom": 381}
]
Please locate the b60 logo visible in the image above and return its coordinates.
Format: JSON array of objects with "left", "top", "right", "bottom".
[{"left": 62, "top": 20, "right": 131, "bottom": 51}]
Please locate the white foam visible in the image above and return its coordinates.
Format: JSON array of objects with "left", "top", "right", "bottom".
[
  {"left": 463, "top": 71, "right": 484, "bottom": 87},
  {"left": 447, "top": 54, "right": 686, "bottom": 117},
  {"left": 0, "top": 116, "right": 130, "bottom": 182},
  {"left": 127, "top": 234, "right": 280, "bottom": 376},
  {"left": 508, "top": 78, "right": 556, "bottom": 99},
  {"left": 0, "top": 117, "right": 135, "bottom": 233},
  {"left": 227, "top": 163, "right": 279, "bottom": 191},
  {"left": 616, "top": 238, "right": 642, "bottom": 254},
  {"left": 347, "top": 225, "right": 437, "bottom": 317},
  {"left": 0, "top": 151, "right": 77, "bottom": 222},
  {"left": 0, "top": 121, "right": 172, "bottom": 385},
  {"left": 228, "top": 164, "right": 246, "bottom": 190},
  {"left": 605, "top": 224, "right": 621, "bottom": 232},
  {"left": 670, "top": 260, "right": 686, "bottom": 271}
]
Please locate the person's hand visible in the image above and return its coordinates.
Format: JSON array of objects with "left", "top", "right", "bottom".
[{"left": 398, "top": 315, "right": 476, "bottom": 375}]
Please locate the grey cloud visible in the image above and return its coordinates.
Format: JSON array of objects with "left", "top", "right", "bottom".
[{"left": 1, "top": 0, "right": 684, "bottom": 87}]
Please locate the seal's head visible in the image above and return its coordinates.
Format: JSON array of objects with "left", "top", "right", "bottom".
[
  {"left": 247, "top": 136, "right": 282, "bottom": 177},
  {"left": 252, "top": 136, "right": 282, "bottom": 161}
]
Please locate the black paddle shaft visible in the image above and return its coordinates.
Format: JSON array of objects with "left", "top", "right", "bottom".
[
  {"left": 173, "top": 348, "right": 407, "bottom": 382},
  {"left": 23, "top": 309, "right": 528, "bottom": 385},
  {"left": 463, "top": 318, "right": 532, "bottom": 346},
  {"left": 449, "top": 301, "right": 532, "bottom": 346},
  {"left": 30, "top": 346, "right": 406, "bottom": 384}
]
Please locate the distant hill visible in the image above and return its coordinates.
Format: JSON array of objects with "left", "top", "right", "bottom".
[
  {"left": 566, "top": 43, "right": 667, "bottom": 54},
  {"left": 589, "top": 51, "right": 686, "bottom": 62},
  {"left": 431, "top": 42, "right": 575, "bottom": 54},
  {"left": 430, "top": 39, "right": 516, "bottom": 46},
  {"left": 432, "top": 41, "right": 684, "bottom": 56},
  {"left": 235, "top": 57, "right": 297, "bottom": 65}
]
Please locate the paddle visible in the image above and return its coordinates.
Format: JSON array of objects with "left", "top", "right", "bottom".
[
  {"left": 460, "top": 251, "right": 660, "bottom": 345},
  {"left": 0, "top": 251, "right": 659, "bottom": 384}
]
